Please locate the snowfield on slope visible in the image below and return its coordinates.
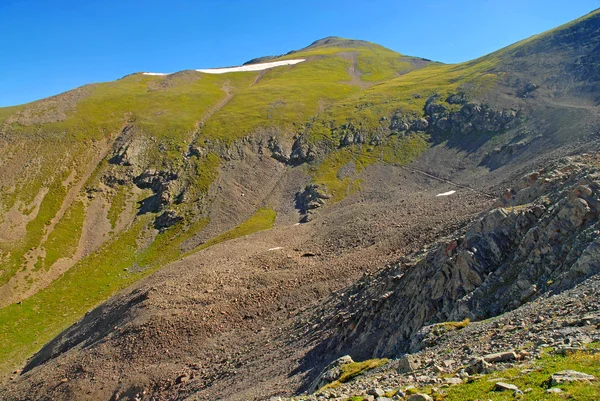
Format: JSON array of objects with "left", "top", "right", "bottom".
[{"left": 143, "top": 59, "right": 306, "bottom": 76}]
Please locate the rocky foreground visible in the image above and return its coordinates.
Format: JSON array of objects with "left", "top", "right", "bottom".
[
  {"left": 276, "top": 276, "right": 599, "bottom": 401},
  {"left": 270, "top": 153, "right": 600, "bottom": 401}
]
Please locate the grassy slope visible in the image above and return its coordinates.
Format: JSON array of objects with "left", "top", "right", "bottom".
[
  {"left": 0, "top": 206, "right": 277, "bottom": 376},
  {"left": 200, "top": 41, "right": 430, "bottom": 143}
]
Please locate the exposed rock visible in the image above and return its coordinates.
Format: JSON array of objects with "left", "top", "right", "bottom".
[
  {"left": 308, "top": 155, "right": 600, "bottom": 362},
  {"left": 466, "top": 357, "right": 492, "bottom": 375},
  {"left": 406, "top": 393, "right": 433, "bottom": 401},
  {"left": 423, "top": 94, "right": 521, "bottom": 139},
  {"left": 295, "top": 184, "right": 332, "bottom": 222},
  {"left": 367, "top": 388, "right": 385, "bottom": 397},
  {"left": 308, "top": 355, "right": 354, "bottom": 392},
  {"left": 550, "top": 370, "right": 596, "bottom": 385},
  {"left": 494, "top": 382, "right": 520, "bottom": 392},
  {"left": 443, "top": 377, "right": 463, "bottom": 385},
  {"left": 267, "top": 137, "right": 290, "bottom": 164},
  {"left": 134, "top": 169, "right": 179, "bottom": 214},
  {"left": 483, "top": 351, "right": 517, "bottom": 363},
  {"left": 289, "top": 136, "right": 315, "bottom": 164},
  {"left": 154, "top": 211, "right": 183, "bottom": 231},
  {"left": 397, "top": 354, "right": 420, "bottom": 373}
]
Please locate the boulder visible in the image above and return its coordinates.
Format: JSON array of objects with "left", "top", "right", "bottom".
[
  {"left": 367, "top": 388, "right": 385, "bottom": 397},
  {"left": 466, "top": 357, "right": 492, "bottom": 375},
  {"left": 397, "top": 354, "right": 420, "bottom": 373},
  {"left": 407, "top": 394, "right": 433, "bottom": 401},
  {"left": 551, "top": 370, "right": 596, "bottom": 386},
  {"left": 483, "top": 351, "right": 517, "bottom": 363},
  {"left": 494, "top": 382, "right": 520, "bottom": 392},
  {"left": 308, "top": 355, "right": 354, "bottom": 392}
]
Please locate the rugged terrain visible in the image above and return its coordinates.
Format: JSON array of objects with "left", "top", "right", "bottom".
[{"left": 0, "top": 8, "right": 600, "bottom": 401}]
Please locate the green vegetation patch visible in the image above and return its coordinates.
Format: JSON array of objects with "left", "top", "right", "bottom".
[
  {"left": 107, "top": 186, "right": 129, "bottom": 230},
  {"left": 311, "top": 134, "right": 428, "bottom": 203},
  {"left": 201, "top": 57, "right": 359, "bottom": 142},
  {"left": 189, "top": 208, "right": 277, "bottom": 255},
  {"left": 321, "top": 358, "right": 389, "bottom": 390},
  {"left": 137, "top": 217, "right": 209, "bottom": 269},
  {"left": 0, "top": 218, "right": 147, "bottom": 377},
  {"left": 42, "top": 200, "right": 85, "bottom": 269},
  {"left": 444, "top": 345, "right": 600, "bottom": 401}
]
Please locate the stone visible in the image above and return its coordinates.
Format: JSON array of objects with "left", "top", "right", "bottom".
[
  {"left": 466, "top": 357, "right": 492, "bottom": 374},
  {"left": 432, "top": 365, "right": 444, "bottom": 374},
  {"left": 546, "top": 388, "right": 563, "bottom": 394},
  {"left": 308, "top": 355, "right": 354, "bottom": 392},
  {"left": 154, "top": 210, "right": 183, "bottom": 230},
  {"left": 551, "top": 370, "right": 596, "bottom": 385},
  {"left": 397, "top": 355, "right": 420, "bottom": 373},
  {"left": 483, "top": 351, "right": 517, "bottom": 363},
  {"left": 407, "top": 394, "right": 433, "bottom": 401},
  {"left": 376, "top": 398, "right": 393, "bottom": 401},
  {"left": 494, "top": 382, "right": 520, "bottom": 392},
  {"left": 443, "top": 377, "right": 463, "bottom": 385},
  {"left": 442, "top": 359, "right": 455, "bottom": 368},
  {"left": 368, "top": 388, "right": 385, "bottom": 397},
  {"left": 393, "top": 390, "right": 406, "bottom": 399}
]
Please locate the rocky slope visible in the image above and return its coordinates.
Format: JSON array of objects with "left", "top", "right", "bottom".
[{"left": 304, "top": 154, "right": 600, "bottom": 364}]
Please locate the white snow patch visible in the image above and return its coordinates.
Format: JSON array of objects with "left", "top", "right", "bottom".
[
  {"left": 268, "top": 247, "right": 284, "bottom": 251},
  {"left": 142, "top": 59, "right": 306, "bottom": 77},
  {"left": 436, "top": 190, "right": 457, "bottom": 197}
]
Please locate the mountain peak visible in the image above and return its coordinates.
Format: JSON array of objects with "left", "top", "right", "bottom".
[{"left": 303, "top": 36, "right": 374, "bottom": 50}]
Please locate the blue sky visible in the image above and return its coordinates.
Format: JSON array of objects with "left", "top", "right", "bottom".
[{"left": 1, "top": 0, "right": 599, "bottom": 107}]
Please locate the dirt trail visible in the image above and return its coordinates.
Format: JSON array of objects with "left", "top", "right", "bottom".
[
  {"left": 0, "top": 139, "right": 113, "bottom": 307},
  {"left": 199, "top": 83, "right": 235, "bottom": 128},
  {"left": 339, "top": 52, "right": 373, "bottom": 89}
]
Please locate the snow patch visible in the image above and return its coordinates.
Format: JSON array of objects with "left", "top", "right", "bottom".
[
  {"left": 268, "top": 247, "right": 284, "bottom": 251},
  {"left": 436, "top": 190, "right": 457, "bottom": 197},
  {"left": 142, "top": 59, "right": 306, "bottom": 76}
]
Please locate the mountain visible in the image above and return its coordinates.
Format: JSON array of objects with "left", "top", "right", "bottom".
[{"left": 1, "top": 8, "right": 600, "bottom": 401}]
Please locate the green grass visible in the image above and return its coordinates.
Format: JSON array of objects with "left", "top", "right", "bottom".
[
  {"left": 0, "top": 218, "right": 147, "bottom": 376},
  {"left": 137, "top": 217, "right": 209, "bottom": 269},
  {"left": 321, "top": 358, "right": 389, "bottom": 390},
  {"left": 187, "top": 152, "right": 221, "bottom": 197},
  {"left": 0, "top": 207, "right": 276, "bottom": 377},
  {"left": 42, "top": 200, "right": 85, "bottom": 269},
  {"left": 305, "top": 59, "right": 500, "bottom": 146},
  {"left": 107, "top": 186, "right": 129, "bottom": 230},
  {"left": 188, "top": 208, "right": 277, "bottom": 255},
  {"left": 310, "top": 134, "right": 428, "bottom": 203},
  {"left": 0, "top": 169, "right": 70, "bottom": 285},
  {"left": 443, "top": 345, "right": 600, "bottom": 400},
  {"left": 200, "top": 57, "right": 359, "bottom": 142}
]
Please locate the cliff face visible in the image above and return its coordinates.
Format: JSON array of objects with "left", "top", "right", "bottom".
[{"left": 310, "top": 153, "right": 600, "bottom": 361}]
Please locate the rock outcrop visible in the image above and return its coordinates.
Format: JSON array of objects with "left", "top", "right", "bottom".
[
  {"left": 308, "top": 153, "right": 600, "bottom": 361},
  {"left": 295, "top": 184, "right": 332, "bottom": 222}
]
